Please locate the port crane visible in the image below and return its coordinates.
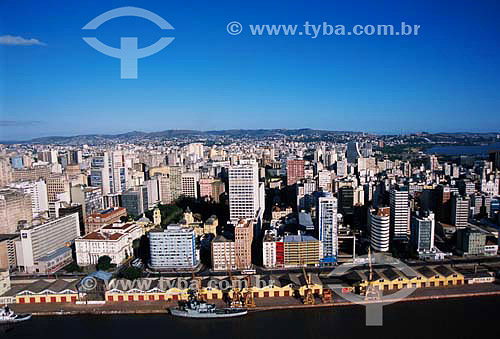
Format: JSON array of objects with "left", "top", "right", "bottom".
[
  {"left": 243, "top": 275, "right": 256, "bottom": 308},
  {"left": 301, "top": 265, "right": 315, "bottom": 305},
  {"left": 364, "top": 247, "right": 381, "bottom": 300}
]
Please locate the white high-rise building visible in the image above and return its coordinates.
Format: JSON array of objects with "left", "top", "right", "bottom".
[
  {"left": 229, "top": 161, "right": 262, "bottom": 221},
  {"left": 9, "top": 180, "right": 49, "bottom": 217},
  {"left": 318, "top": 196, "right": 338, "bottom": 264},
  {"left": 390, "top": 187, "right": 410, "bottom": 241},
  {"left": 369, "top": 207, "right": 390, "bottom": 252},
  {"left": 181, "top": 172, "right": 199, "bottom": 199}
]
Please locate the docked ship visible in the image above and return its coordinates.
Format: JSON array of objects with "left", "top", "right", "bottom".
[
  {"left": 169, "top": 291, "right": 247, "bottom": 319},
  {"left": 0, "top": 305, "right": 31, "bottom": 324}
]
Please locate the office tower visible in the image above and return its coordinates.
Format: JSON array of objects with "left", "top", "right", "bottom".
[
  {"left": 456, "top": 227, "right": 487, "bottom": 255},
  {"left": 70, "top": 184, "right": 103, "bottom": 220},
  {"left": 90, "top": 152, "right": 112, "bottom": 195},
  {"left": 212, "top": 234, "right": 236, "bottom": 271},
  {"left": 0, "top": 234, "right": 19, "bottom": 271},
  {"left": 169, "top": 166, "right": 183, "bottom": 201},
  {"left": 0, "top": 157, "right": 13, "bottom": 187},
  {"left": 451, "top": 193, "right": 469, "bottom": 228},
  {"left": 11, "top": 163, "right": 51, "bottom": 182},
  {"left": 9, "top": 180, "right": 49, "bottom": 217},
  {"left": 199, "top": 178, "right": 225, "bottom": 203},
  {"left": 346, "top": 141, "right": 361, "bottom": 163},
  {"left": 228, "top": 161, "right": 262, "bottom": 221},
  {"left": 286, "top": 159, "right": 305, "bottom": 186},
  {"left": 144, "top": 178, "right": 160, "bottom": 208},
  {"left": 158, "top": 174, "right": 173, "bottom": 204},
  {"left": 181, "top": 172, "right": 199, "bottom": 199},
  {"left": 121, "top": 186, "right": 148, "bottom": 216},
  {"left": 489, "top": 150, "right": 500, "bottom": 170},
  {"left": 317, "top": 196, "right": 338, "bottom": 264},
  {"left": 187, "top": 143, "right": 204, "bottom": 160},
  {"left": 10, "top": 155, "right": 24, "bottom": 169},
  {"left": 336, "top": 159, "right": 348, "bottom": 177},
  {"left": 0, "top": 188, "right": 33, "bottom": 234},
  {"left": 46, "top": 174, "right": 70, "bottom": 203},
  {"left": 317, "top": 170, "right": 332, "bottom": 192},
  {"left": 426, "top": 155, "right": 439, "bottom": 171},
  {"left": 148, "top": 225, "right": 198, "bottom": 269},
  {"left": 390, "top": 187, "right": 410, "bottom": 241},
  {"left": 411, "top": 211, "right": 435, "bottom": 253},
  {"left": 234, "top": 219, "right": 253, "bottom": 269},
  {"left": 16, "top": 213, "right": 80, "bottom": 273},
  {"left": 369, "top": 207, "right": 390, "bottom": 252},
  {"left": 338, "top": 186, "right": 354, "bottom": 216},
  {"left": 436, "top": 185, "right": 458, "bottom": 223}
]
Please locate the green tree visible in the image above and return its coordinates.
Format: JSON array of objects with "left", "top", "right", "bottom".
[{"left": 96, "top": 255, "right": 112, "bottom": 271}]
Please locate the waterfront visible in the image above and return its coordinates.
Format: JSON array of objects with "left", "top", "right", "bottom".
[
  {"left": 425, "top": 142, "right": 500, "bottom": 155},
  {"left": 2, "top": 296, "right": 499, "bottom": 338}
]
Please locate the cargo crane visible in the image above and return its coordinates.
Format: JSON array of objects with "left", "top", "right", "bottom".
[
  {"left": 224, "top": 248, "right": 243, "bottom": 308},
  {"left": 244, "top": 275, "right": 256, "bottom": 308},
  {"left": 301, "top": 266, "right": 315, "bottom": 305},
  {"left": 364, "top": 247, "right": 381, "bottom": 300}
]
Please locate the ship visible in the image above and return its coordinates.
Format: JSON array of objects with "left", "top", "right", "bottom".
[
  {"left": 0, "top": 305, "right": 31, "bottom": 324},
  {"left": 169, "top": 290, "right": 247, "bottom": 319}
]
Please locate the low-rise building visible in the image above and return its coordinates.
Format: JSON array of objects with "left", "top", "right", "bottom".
[
  {"left": 85, "top": 207, "right": 127, "bottom": 234},
  {"left": 75, "top": 222, "right": 143, "bottom": 266}
]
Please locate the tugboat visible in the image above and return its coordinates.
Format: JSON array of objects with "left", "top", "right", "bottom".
[
  {"left": 169, "top": 290, "right": 247, "bottom": 319},
  {"left": 0, "top": 305, "right": 31, "bottom": 324}
]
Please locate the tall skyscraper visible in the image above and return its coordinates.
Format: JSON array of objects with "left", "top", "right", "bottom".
[
  {"left": 390, "top": 186, "right": 410, "bottom": 241},
  {"left": 451, "top": 193, "right": 469, "bottom": 228},
  {"left": 411, "top": 210, "right": 435, "bottom": 253},
  {"left": 369, "top": 207, "right": 390, "bottom": 252},
  {"left": 318, "top": 196, "right": 338, "bottom": 264},
  {"left": 234, "top": 219, "right": 253, "bottom": 269},
  {"left": 286, "top": 159, "right": 305, "bottom": 186},
  {"left": 229, "top": 161, "right": 262, "bottom": 222},
  {"left": 346, "top": 141, "right": 361, "bottom": 164}
]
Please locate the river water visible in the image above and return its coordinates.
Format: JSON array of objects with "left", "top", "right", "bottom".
[{"left": 2, "top": 296, "right": 498, "bottom": 338}]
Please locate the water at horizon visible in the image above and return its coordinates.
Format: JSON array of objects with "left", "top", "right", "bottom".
[
  {"left": 425, "top": 142, "right": 500, "bottom": 156},
  {"left": 3, "top": 296, "right": 498, "bottom": 339}
]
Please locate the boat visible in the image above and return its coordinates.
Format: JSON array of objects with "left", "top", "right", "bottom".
[
  {"left": 0, "top": 305, "right": 31, "bottom": 324},
  {"left": 169, "top": 290, "right": 247, "bottom": 319}
]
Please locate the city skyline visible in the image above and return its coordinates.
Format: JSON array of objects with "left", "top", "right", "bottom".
[{"left": 2, "top": 0, "right": 500, "bottom": 140}]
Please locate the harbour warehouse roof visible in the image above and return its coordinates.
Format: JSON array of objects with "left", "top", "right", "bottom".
[{"left": 6, "top": 279, "right": 79, "bottom": 296}]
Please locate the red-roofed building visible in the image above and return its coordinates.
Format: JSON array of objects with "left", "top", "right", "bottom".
[
  {"left": 85, "top": 207, "right": 127, "bottom": 234},
  {"left": 75, "top": 222, "right": 143, "bottom": 266}
]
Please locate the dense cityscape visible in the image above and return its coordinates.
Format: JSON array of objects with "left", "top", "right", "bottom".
[{"left": 0, "top": 129, "right": 499, "bottom": 318}]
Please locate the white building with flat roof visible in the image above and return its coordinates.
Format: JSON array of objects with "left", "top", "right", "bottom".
[
  {"left": 16, "top": 213, "right": 80, "bottom": 273},
  {"left": 148, "top": 225, "right": 198, "bottom": 269}
]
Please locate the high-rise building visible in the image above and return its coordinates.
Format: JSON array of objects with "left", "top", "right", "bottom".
[
  {"left": 181, "top": 172, "right": 199, "bottom": 199},
  {"left": 410, "top": 210, "right": 435, "bottom": 253},
  {"left": 9, "top": 180, "right": 49, "bottom": 217},
  {"left": 338, "top": 186, "right": 354, "bottom": 217},
  {"left": 234, "top": 219, "right": 253, "bottom": 269},
  {"left": 286, "top": 159, "right": 305, "bottom": 186},
  {"left": 148, "top": 225, "right": 198, "bottom": 269},
  {"left": 0, "top": 188, "right": 33, "bottom": 234},
  {"left": 369, "top": 207, "right": 390, "bottom": 252},
  {"left": 451, "top": 193, "right": 469, "bottom": 228},
  {"left": 70, "top": 185, "right": 103, "bottom": 219},
  {"left": 346, "top": 141, "right": 362, "bottom": 164},
  {"left": 390, "top": 187, "right": 410, "bottom": 241},
  {"left": 317, "top": 196, "right": 338, "bottom": 264},
  {"left": 228, "top": 161, "right": 262, "bottom": 222},
  {"left": 121, "top": 186, "right": 148, "bottom": 216}
]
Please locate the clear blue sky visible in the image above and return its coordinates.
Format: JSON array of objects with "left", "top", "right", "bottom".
[{"left": 1, "top": 0, "right": 500, "bottom": 140}]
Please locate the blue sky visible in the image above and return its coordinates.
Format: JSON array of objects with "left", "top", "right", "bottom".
[{"left": 1, "top": 0, "right": 500, "bottom": 140}]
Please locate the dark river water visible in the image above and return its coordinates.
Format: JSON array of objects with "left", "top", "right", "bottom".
[{"left": 2, "top": 296, "right": 498, "bottom": 339}]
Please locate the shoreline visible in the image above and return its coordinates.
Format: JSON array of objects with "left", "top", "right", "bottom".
[{"left": 24, "top": 289, "right": 500, "bottom": 317}]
